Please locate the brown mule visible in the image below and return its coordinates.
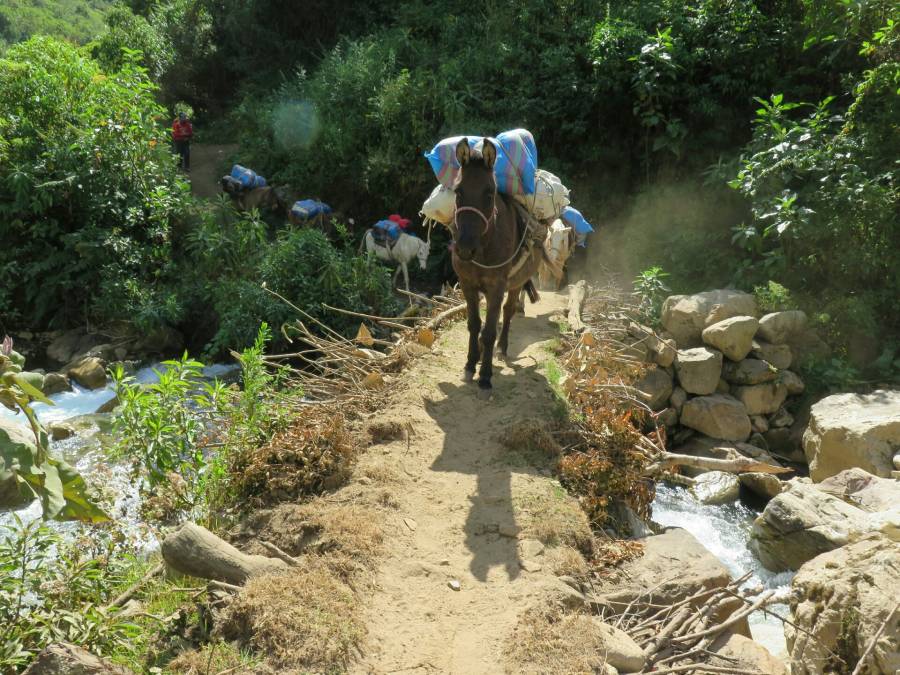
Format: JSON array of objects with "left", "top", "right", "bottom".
[{"left": 451, "top": 138, "right": 543, "bottom": 399}]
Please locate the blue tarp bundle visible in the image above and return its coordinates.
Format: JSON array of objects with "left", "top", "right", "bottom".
[
  {"left": 373, "top": 219, "right": 402, "bottom": 240},
  {"left": 424, "top": 129, "right": 539, "bottom": 196},
  {"left": 291, "top": 199, "right": 332, "bottom": 220},
  {"left": 562, "top": 206, "right": 594, "bottom": 247},
  {"left": 230, "top": 164, "right": 267, "bottom": 189}
]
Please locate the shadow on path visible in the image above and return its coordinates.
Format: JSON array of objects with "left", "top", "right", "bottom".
[{"left": 425, "top": 309, "right": 560, "bottom": 582}]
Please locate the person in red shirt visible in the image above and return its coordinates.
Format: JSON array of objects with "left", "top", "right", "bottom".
[{"left": 171, "top": 112, "right": 193, "bottom": 170}]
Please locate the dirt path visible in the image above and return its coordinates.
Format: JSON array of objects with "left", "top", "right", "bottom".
[
  {"left": 354, "top": 291, "right": 590, "bottom": 674},
  {"left": 189, "top": 143, "right": 238, "bottom": 198}
]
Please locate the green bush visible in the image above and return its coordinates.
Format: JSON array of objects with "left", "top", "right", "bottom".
[
  {"left": 0, "top": 517, "right": 138, "bottom": 672},
  {"left": 0, "top": 37, "right": 190, "bottom": 328},
  {"left": 206, "top": 227, "right": 399, "bottom": 355}
]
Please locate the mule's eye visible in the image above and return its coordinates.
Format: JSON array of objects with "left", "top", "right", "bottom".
[{"left": 483, "top": 188, "right": 493, "bottom": 198}]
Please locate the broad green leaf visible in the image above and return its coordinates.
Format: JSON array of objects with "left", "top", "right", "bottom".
[
  {"left": 11, "top": 374, "right": 55, "bottom": 406},
  {"left": 52, "top": 459, "right": 110, "bottom": 523}
]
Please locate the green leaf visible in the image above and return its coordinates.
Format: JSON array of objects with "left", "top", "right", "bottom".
[
  {"left": 52, "top": 459, "right": 110, "bottom": 523},
  {"left": 11, "top": 374, "right": 55, "bottom": 406}
]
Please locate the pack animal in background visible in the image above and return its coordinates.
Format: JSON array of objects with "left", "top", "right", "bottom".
[
  {"left": 424, "top": 129, "right": 538, "bottom": 195},
  {"left": 289, "top": 199, "right": 333, "bottom": 225},
  {"left": 364, "top": 215, "right": 429, "bottom": 293},
  {"left": 561, "top": 206, "right": 594, "bottom": 247},
  {"left": 229, "top": 164, "right": 267, "bottom": 189},
  {"left": 513, "top": 169, "right": 570, "bottom": 220},
  {"left": 538, "top": 219, "right": 576, "bottom": 289}
]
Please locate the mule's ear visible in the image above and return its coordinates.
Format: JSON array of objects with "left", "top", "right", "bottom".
[
  {"left": 456, "top": 138, "right": 471, "bottom": 167},
  {"left": 482, "top": 138, "right": 497, "bottom": 169}
]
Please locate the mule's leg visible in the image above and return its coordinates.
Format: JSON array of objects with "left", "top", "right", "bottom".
[
  {"left": 402, "top": 262, "right": 410, "bottom": 294},
  {"left": 497, "top": 287, "right": 519, "bottom": 357},
  {"left": 462, "top": 285, "right": 481, "bottom": 383},
  {"left": 516, "top": 287, "right": 526, "bottom": 314},
  {"left": 392, "top": 265, "right": 401, "bottom": 288},
  {"left": 477, "top": 285, "right": 504, "bottom": 398}
]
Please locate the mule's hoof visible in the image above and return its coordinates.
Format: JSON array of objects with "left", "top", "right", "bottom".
[
  {"left": 463, "top": 370, "right": 475, "bottom": 383},
  {"left": 476, "top": 386, "right": 493, "bottom": 401}
]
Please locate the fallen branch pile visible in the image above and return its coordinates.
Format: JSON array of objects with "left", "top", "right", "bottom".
[
  {"left": 257, "top": 286, "right": 464, "bottom": 403},
  {"left": 596, "top": 572, "right": 784, "bottom": 673}
]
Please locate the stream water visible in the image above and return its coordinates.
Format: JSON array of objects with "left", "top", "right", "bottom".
[
  {"left": 0, "top": 363, "right": 238, "bottom": 548},
  {"left": 652, "top": 484, "right": 793, "bottom": 658}
]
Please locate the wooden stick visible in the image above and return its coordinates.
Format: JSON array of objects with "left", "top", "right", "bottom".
[
  {"left": 106, "top": 562, "right": 164, "bottom": 611},
  {"left": 260, "top": 540, "right": 302, "bottom": 567},
  {"left": 208, "top": 580, "right": 243, "bottom": 593},
  {"left": 673, "top": 591, "right": 774, "bottom": 645},
  {"left": 395, "top": 288, "right": 436, "bottom": 305},
  {"left": 321, "top": 303, "right": 421, "bottom": 324},
  {"left": 424, "top": 303, "right": 466, "bottom": 330},
  {"left": 850, "top": 600, "right": 899, "bottom": 675},
  {"left": 643, "top": 664, "right": 761, "bottom": 674}
]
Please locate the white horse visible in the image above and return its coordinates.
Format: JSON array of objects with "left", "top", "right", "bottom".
[{"left": 363, "top": 230, "right": 430, "bottom": 293}]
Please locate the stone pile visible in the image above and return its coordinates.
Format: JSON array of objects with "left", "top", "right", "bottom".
[{"left": 629, "top": 289, "right": 813, "bottom": 503}]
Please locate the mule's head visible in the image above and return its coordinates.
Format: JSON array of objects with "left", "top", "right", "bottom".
[
  {"left": 453, "top": 137, "right": 497, "bottom": 261},
  {"left": 417, "top": 236, "right": 430, "bottom": 270}
]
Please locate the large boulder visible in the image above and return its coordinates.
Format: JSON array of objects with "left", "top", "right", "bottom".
[
  {"left": 710, "top": 633, "right": 788, "bottom": 675},
  {"left": 751, "top": 340, "right": 793, "bottom": 370},
  {"left": 722, "top": 358, "right": 777, "bottom": 385},
  {"left": 739, "top": 472, "right": 784, "bottom": 501},
  {"left": 592, "top": 528, "right": 749, "bottom": 636},
  {"left": 780, "top": 370, "right": 805, "bottom": 395},
  {"left": 817, "top": 467, "right": 900, "bottom": 513},
  {"left": 692, "top": 471, "right": 740, "bottom": 504},
  {"left": 732, "top": 382, "right": 788, "bottom": 416},
  {"left": 680, "top": 394, "right": 751, "bottom": 442},
  {"left": 701, "top": 316, "right": 759, "bottom": 362},
  {"left": 22, "top": 642, "right": 133, "bottom": 674},
  {"left": 786, "top": 535, "right": 900, "bottom": 675},
  {"left": 661, "top": 290, "right": 757, "bottom": 346},
  {"left": 749, "top": 477, "right": 898, "bottom": 572},
  {"left": 46, "top": 329, "right": 102, "bottom": 365},
  {"left": 674, "top": 347, "right": 723, "bottom": 395},
  {"left": 627, "top": 321, "right": 676, "bottom": 367},
  {"left": 634, "top": 368, "right": 673, "bottom": 412},
  {"left": 590, "top": 620, "right": 646, "bottom": 673},
  {"left": 757, "top": 311, "right": 808, "bottom": 345},
  {"left": 669, "top": 386, "right": 687, "bottom": 415},
  {"left": 0, "top": 418, "right": 37, "bottom": 508},
  {"left": 66, "top": 357, "right": 107, "bottom": 390},
  {"left": 803, "top": 389, "right": 900, "bottom": 482},
  {"left": 41, "top": 372, "right": 72, "bottom": 396}
]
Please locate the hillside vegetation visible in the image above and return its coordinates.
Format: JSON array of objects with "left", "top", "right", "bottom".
[{"left": 0, "top": 0, "right": 113, "bottom": 48}]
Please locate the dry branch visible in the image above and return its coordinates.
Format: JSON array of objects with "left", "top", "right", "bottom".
[
  {"left": 850, "top": 600, "right": 900, "bottom": 675},
  {"left": 649, "top": 452, "right": 792, "bottom": 476}
]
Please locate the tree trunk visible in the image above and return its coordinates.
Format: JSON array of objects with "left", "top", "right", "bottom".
[
  {"left": 567, "top": 280, "right": 587, "bottom": 333},
  {"left": 161, "top": 522, "right": 288, "bottom": 585},
  {"left": 650, "top": 452, "right": 792, "bottom": 476}
]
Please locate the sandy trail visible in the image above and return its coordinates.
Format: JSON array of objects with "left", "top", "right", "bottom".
[
  {"left": 354, "top": 291, "right": 572, "bottom": 674},
  {"left": 188, "top": 143, "right": 238, "bottom": 199}
]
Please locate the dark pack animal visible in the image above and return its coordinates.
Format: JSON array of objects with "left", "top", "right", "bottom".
[{"left": 451, "top": 138, "right": 544, "bottom": 399}]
